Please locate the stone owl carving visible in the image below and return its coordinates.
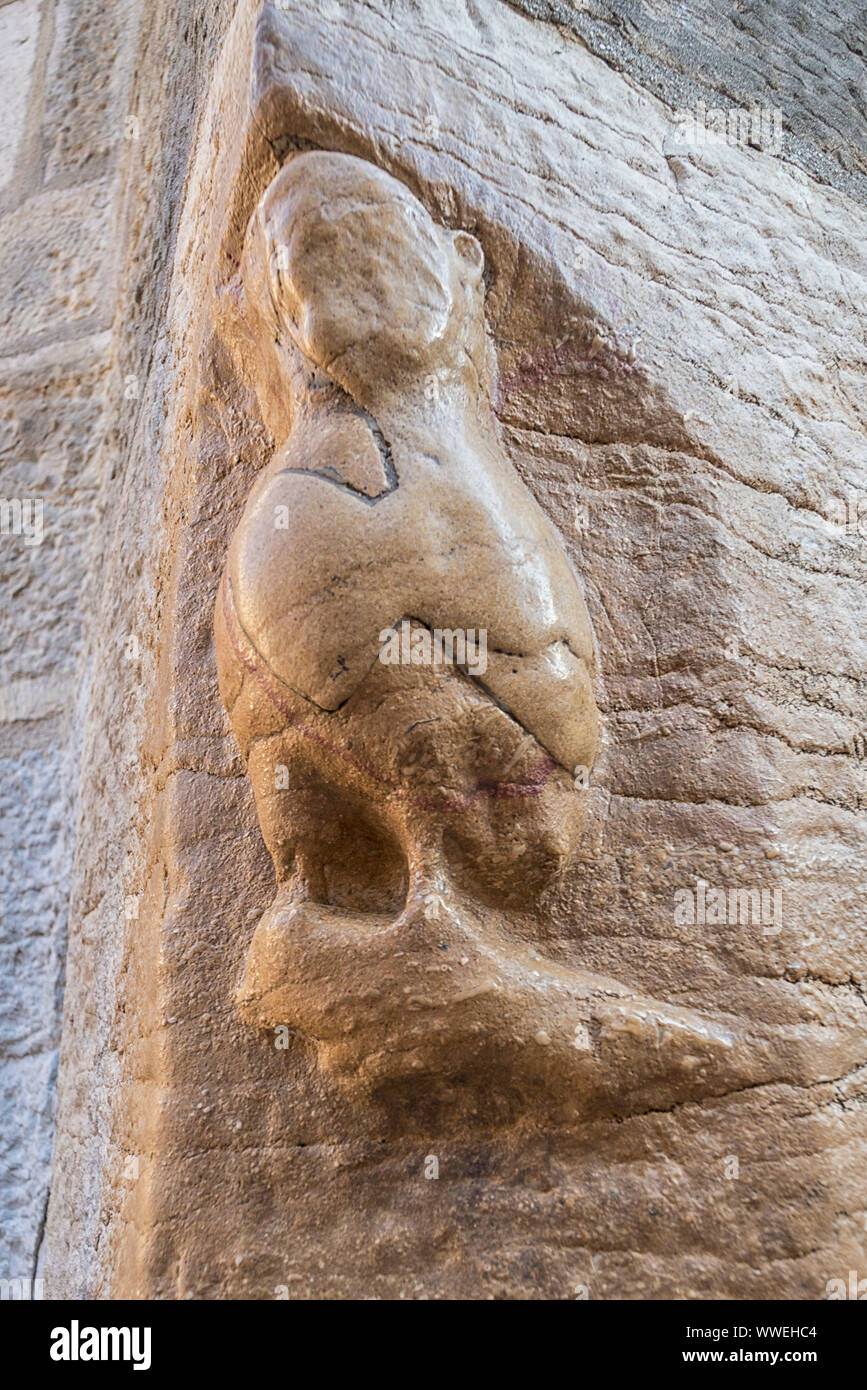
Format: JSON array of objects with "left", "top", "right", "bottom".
[{"left": 215, "top": 152, "right": 744, "bottom": 1117}]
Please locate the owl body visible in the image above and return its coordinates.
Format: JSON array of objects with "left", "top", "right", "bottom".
[{"left": 225, "top": 399, "right": 598, "bottom": 776}]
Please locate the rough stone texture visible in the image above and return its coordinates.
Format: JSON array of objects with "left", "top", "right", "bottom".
[
  {"left": 0, "top": 0, "right": 140, "bottom": 1290},
  {"left": 505, "top": 0, "right": 867, "bottom": 204},
  {"left": 0, "top": 1, "right": 42, "bottom": 189},
  {"left": 1, "top": 0, "right": 863, "bottom": 1299}
]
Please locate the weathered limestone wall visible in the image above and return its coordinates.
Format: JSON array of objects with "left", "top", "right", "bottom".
[
  {"left": 2, "top": 0, "right": 864, "bottom": 1299},
  {"left": 3, "top": 0, "right": 243, "bottom": 1296},
  {"left": 0, "top": 0, "right": 141, "bottom": 1287},
  {"left": 508, "top": 0, "right": 866, "bottom": 205}
]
